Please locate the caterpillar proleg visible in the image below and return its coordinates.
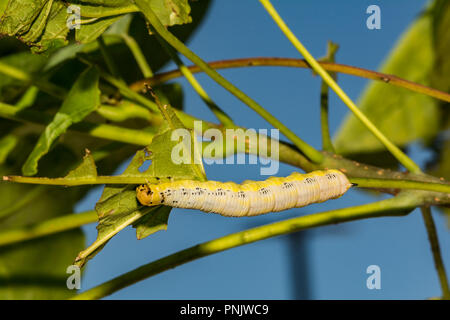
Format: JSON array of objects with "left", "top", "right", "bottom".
[{"left": 136, "top": 169, "right": 352, "bottom": 217}]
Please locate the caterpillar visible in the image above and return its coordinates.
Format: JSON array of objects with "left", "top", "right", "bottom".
[{"left": 136, "top": 169, "right": 353, "bottom": 217}]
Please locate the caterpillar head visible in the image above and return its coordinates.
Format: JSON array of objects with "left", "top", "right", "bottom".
[{"left": 136, "top": 184, "right": 162, "bottom": 206}]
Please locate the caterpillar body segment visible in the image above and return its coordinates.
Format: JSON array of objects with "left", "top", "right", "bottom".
[{"left": 136, "top": 169, "right": 352, "bottom": 217}]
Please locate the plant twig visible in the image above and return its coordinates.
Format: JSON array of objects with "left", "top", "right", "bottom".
[
  {"left": 4, "top": 174, "right": 450, "bottom": 195},
  {"left": 121, "top": 34, "right": 154, "bottom": 78},
  {"left": 0, "top": 102, "right": 155, "bottom": 146},
  {"left": 349, "top": 178, "right": 450, "bottom": 194},
  {"left": 129, "top": 57, "right": 450, "bottom": 104},
  {"left": 153, "top": 29, "right": 235, "bottom": 127},
  {"left": 319, "top": 41, "right": 339, "bottom": 153}
]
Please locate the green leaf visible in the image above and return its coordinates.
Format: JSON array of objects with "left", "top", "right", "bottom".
[
  {"left": 75, "top": 104, "right": 205, "bottom": 267},
  {"left": 431, "top": 0, "right": 450, "bottom": 93},
  {"left": 42, "top": 1, "right": 210, "bottom": 86},
  {"left": 22, "top": 66, "right": 100, "bottom": 176},
  {"left": 0, "top": 0, "right": 193, "bottom": 53},
  {"left": 334, "top": 4, "right": 443, "bottom": 165},
  {"left": 147, "top": 0, "right": 192, "bottom": 26},
  {"left": 0, "top": 0, "right": 69, "bottom": 53}
]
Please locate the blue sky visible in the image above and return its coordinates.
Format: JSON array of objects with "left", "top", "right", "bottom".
[{"left": 75, "top": 0, "right": 450, "bottom": 299}]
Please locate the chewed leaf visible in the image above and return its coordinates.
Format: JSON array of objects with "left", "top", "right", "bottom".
[
  {"left": 22, "top": 66, "right": 100, "bottom": 176},
  {"left": 65, "top": 150, "right": 98, "bottom": 179},
  {"left": 75, "top": 104, "right": 206, "bottom": 267},
  {"left": 146, "top": 103, "right": 206, "bottom": 180}
]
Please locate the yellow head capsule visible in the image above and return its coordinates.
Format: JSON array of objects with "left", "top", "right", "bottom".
[{"left": 136, "top": 184, "right": 162, "bottom": 206}]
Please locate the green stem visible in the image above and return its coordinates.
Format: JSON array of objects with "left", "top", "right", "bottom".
[
  {"left": 320, "top": 81, "right": 334, "bottom": 152},
  {"left": 131, "top": 57, "right": 450, "bottom": 104},
  {"left": 4, "top": 174, "right": 450, "bottom": 194},
  {"left": 319, "top": 42, "right": 339, "bottom": 153},
  {"left": 259, "top": 0, "right": 421, "bottom": 174},
  {"left": 71, "top": 193, "right": 420, "bottom": 299},
  {"left": 96, "top": 102, "right": 155, "bottom": 123},
  {"left": 420, "top": 207, "right": 450, "bottom": 299},
  {"left": 154, "top": 30, "right": 234, "bottom": 127},
  {"left": 0, "top": 210, "right": 97, "bottom": 247},
  {"left": 0, "top": 102, "right": 154, "bottom": 146},
  {"left": 135, "top": 0, "right": 324, "bottom": 164},
  {"left": 2, "top": 175, "right": 162, "bottom": 186},
  {"left": 0, "top": 61, "right": 67, "bottom": 99},
  {"left": 349, "top": 177, "right": 450, "bottom": 194},
  {"left": 121, "top": 34, "right": 153, "bottom": 78},
  {"left": 79, "top": 4, "right": 138, "bottom": 18}
]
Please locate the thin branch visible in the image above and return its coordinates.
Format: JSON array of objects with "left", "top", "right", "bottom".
[
  {"left": 78, "top": 4, "right": 138, "bottom": 18},
  {"left": 4, "top": 174, "right": 450, "bottom": 195},
  {"left": 420, "top": 207, "right": 450, "bottom": 299},
  {"left": 2, "top": 175, "right": 159, "bottom": 186},
  {"left": 153, "top": 29, "right": 235, "bottom": 127},
  {"left": 96, "top": 101, "right": 155, "bottom": 122},
  {"left": 121, "top": 34, "right": 154, "bottom": 78},
  {"left": 71, "top": 193, "right": 421, "bottom": 299},
  {"left": 349, "top": 178, "right": 450, "bottom": 194},
  {"left": 319, "top": 41, "right": 339, "bottom": 153},
  {"left": 134, "top": 0, "right": 325, "bottom": 164},
  {"left": 129, "top": 57, "right": 450, "bottom": 104}
]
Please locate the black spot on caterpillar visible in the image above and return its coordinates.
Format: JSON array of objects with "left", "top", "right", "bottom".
[{"left": 136, "top": 170, "right": 353, "bottom": 217}]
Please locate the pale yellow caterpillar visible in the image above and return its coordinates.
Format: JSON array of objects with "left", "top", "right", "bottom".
[{"left": 136, "top": 169, "right": 353, "bottom": 217}]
